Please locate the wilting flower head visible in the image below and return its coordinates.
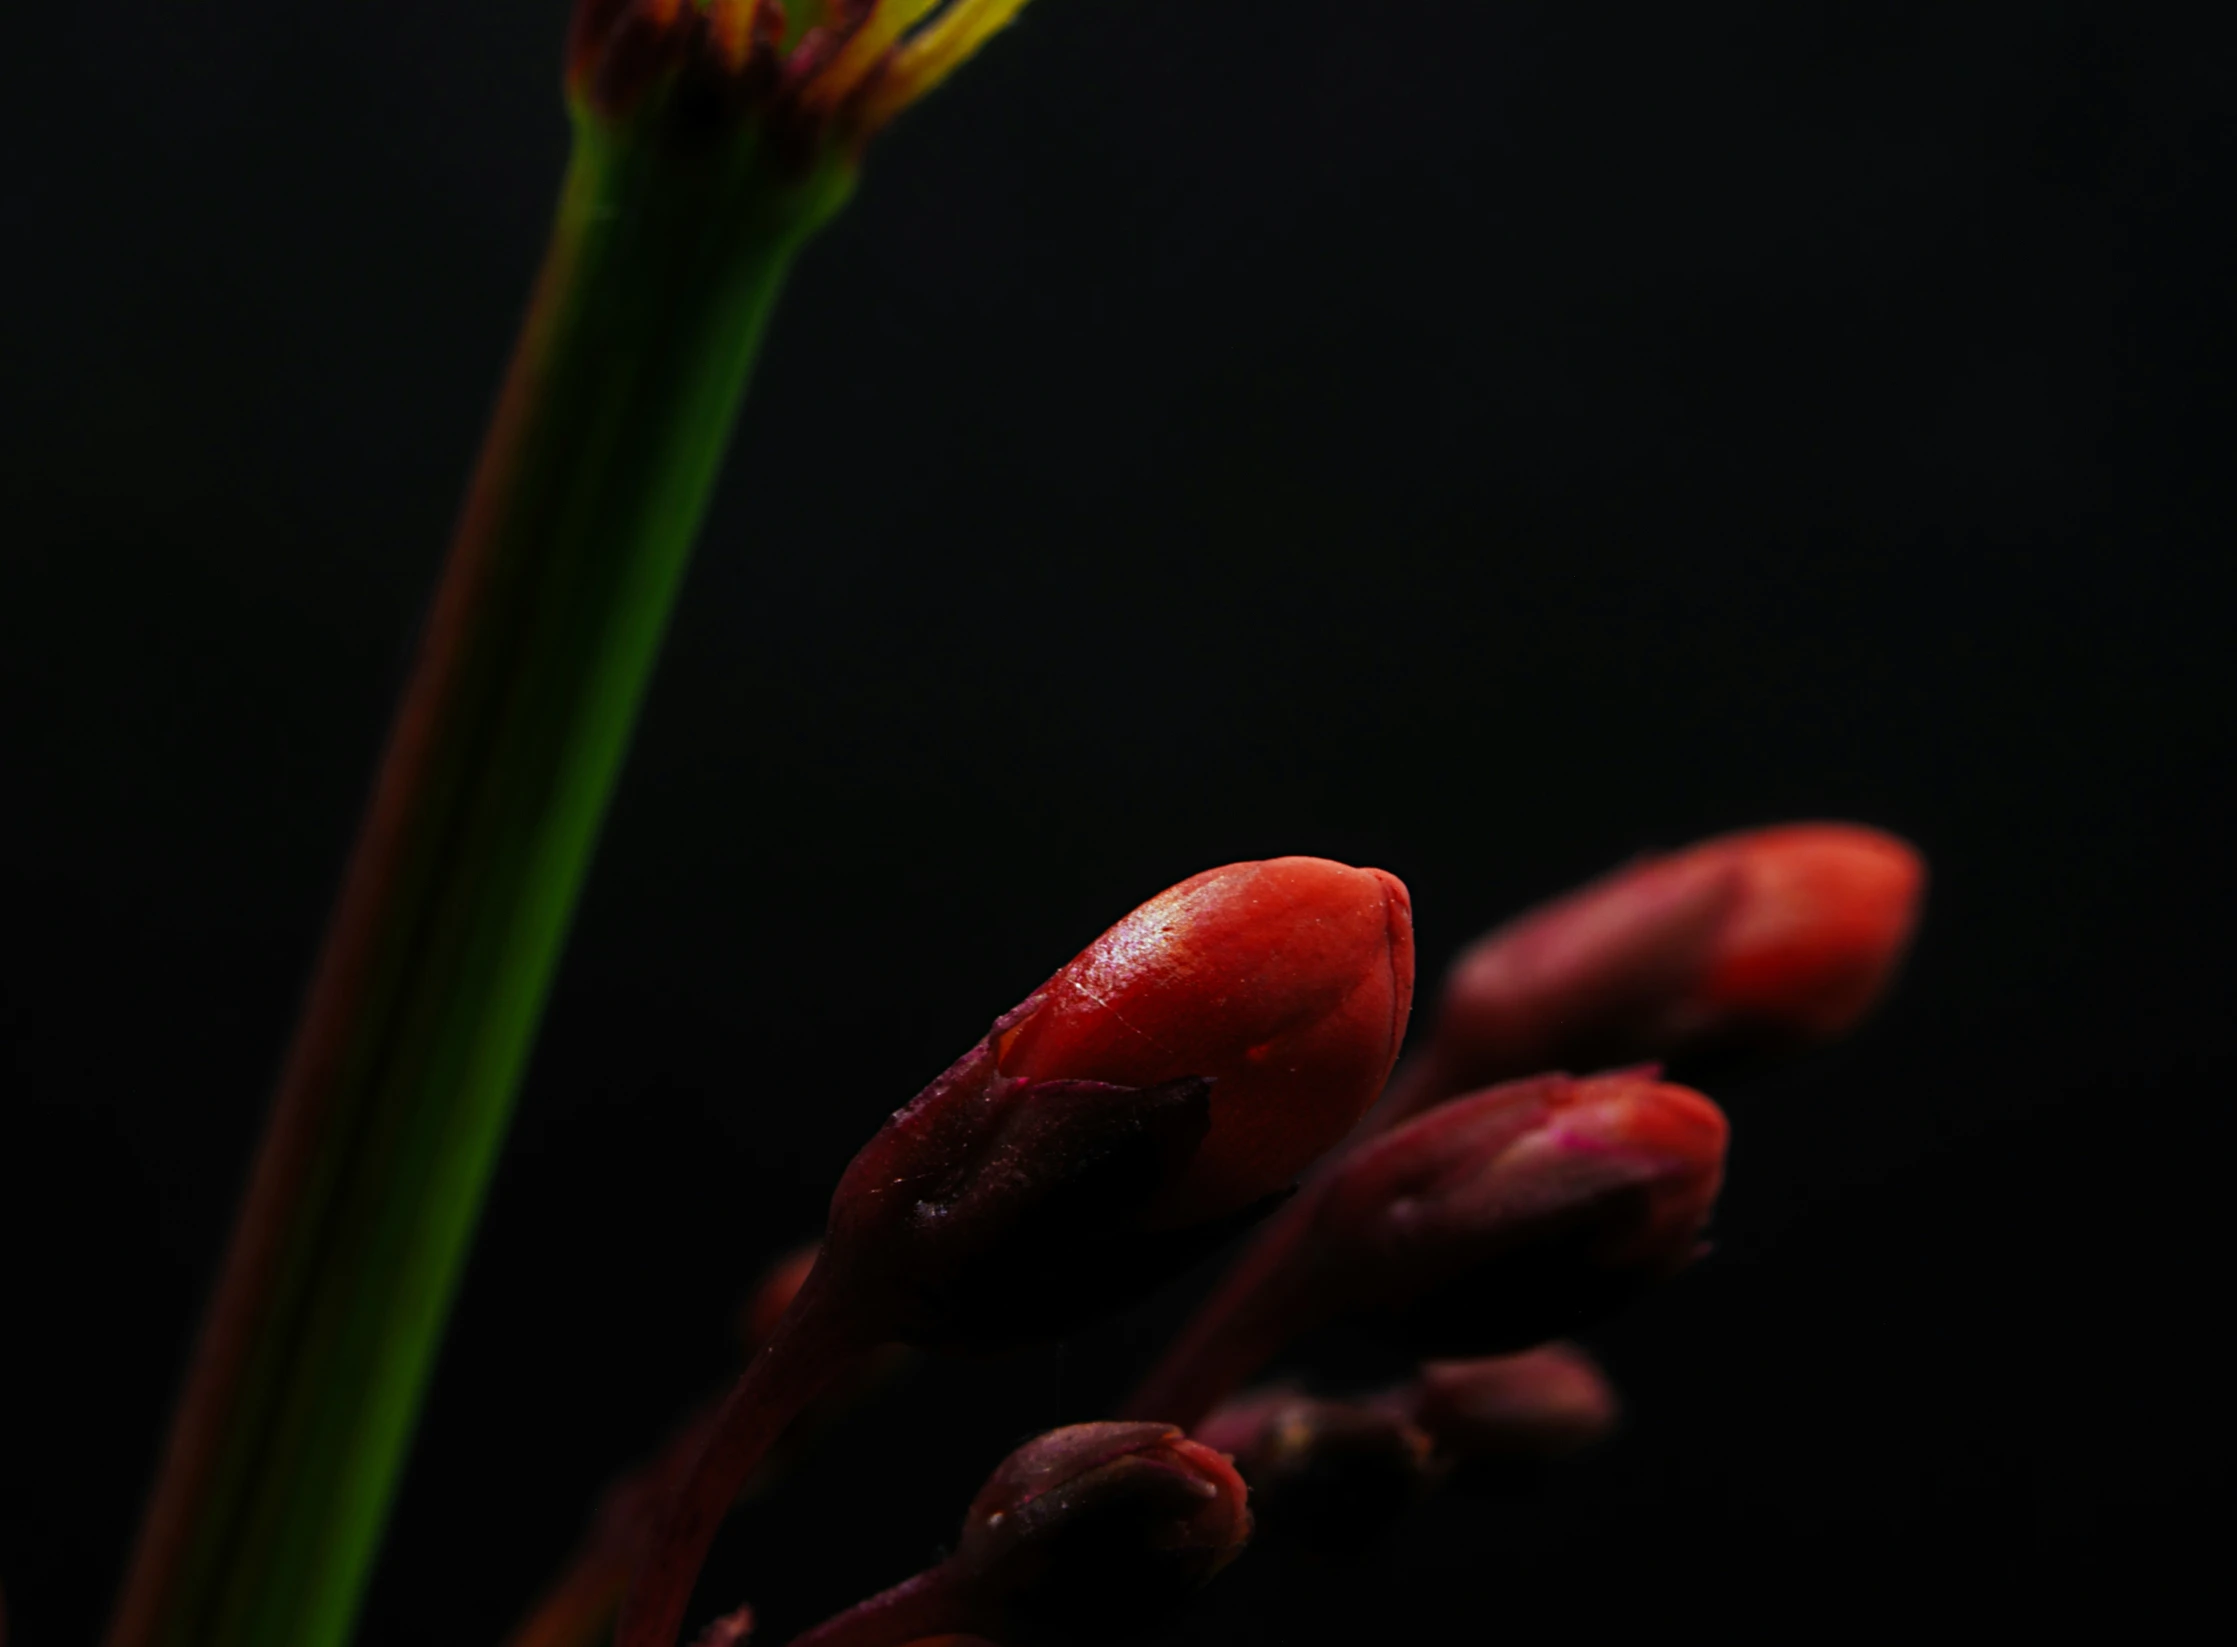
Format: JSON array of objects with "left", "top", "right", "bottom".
[
  {"left": 953, "top": 1422, "right": 1250, "bottom": 1641},
  {"left": 817, "top": 857, "right": 1412, "bottom": 1348},
  {"left": 1304, "top": 1071, "right": 1728, "bottom": 1354},
  {"left": 1417, "top": 823, "right": 1923, "bottom": 1102},
  {"left": 568, "top": 0, "right": 1045, "bottom": 156}
]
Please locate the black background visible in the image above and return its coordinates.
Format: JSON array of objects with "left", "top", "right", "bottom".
[{"left": 3, "top": 1, "right": 2229, "bottom": 1641}]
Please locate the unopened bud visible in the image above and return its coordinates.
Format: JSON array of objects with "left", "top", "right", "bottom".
[
  {"left": 823, "top": 857, "right": 1413, "bottom": 1348},
  {"left": 789, "top": 1425, "right": 1250, "bottom": 1647},
  {"left": 1125, "top": 1073, "right": 1725, "bottom": 1428},
  {"left": 994, "top": 857, "right": 1416, "bottom": 1227},
  {"left": 1407, "top": 1343, "right": 1621, "bottom": 1465},
  {"left": 955, "top": 1422, "right": 1251, "bottom": 1634},
  {"left": 1397, "top": 824, "right": 1921, "bottom": 1118},
  {"left": 1317, "top": 1072, "right": 1727, "bottom": 1353},
  {"left": 1195, "top": 1388, "right": 1437, "bottom": 1549}
]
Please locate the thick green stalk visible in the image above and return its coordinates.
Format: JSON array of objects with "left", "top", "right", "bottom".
[{"left": 106, "top": 116, "right": 852, "bottom": 1647}]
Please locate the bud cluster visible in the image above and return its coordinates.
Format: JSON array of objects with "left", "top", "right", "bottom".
[{"left": 574, "top": 825, "right": 1923, "bottom": 1647}]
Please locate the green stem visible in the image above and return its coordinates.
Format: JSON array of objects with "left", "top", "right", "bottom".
[{"left": 106, "top": 115, "right": 853, "bottom": 1647}]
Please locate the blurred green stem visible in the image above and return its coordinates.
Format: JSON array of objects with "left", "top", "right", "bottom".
[{"left": 106, "top": 117, "right": 851, "bottom": 1647}]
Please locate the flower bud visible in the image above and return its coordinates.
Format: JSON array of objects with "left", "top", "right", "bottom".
[
  {"left": 1195, "top": 1388, "right": 1437, "bottom": 1549},
  {"left": 1402, "top": 824, "right": 1921, "bottom": 1115},
  {"left": 788, "top": 1426, "right": 1250, "bottom": 1647},
  {"left": 823, "top": 858, "right": 1413, "bottom": 1347},
  {"left": 995, "top": 857, "right": 1416, "bottom": 1226},
  {"left": 1124, "top": 1072, "right": 1724, "bottom": 1429},
  {"left": 1313, "top": 1072, "right": 1728, "bottom": 1354},
  {"left": 1407, "top": 1343, "right": 1621, "bottom": 1465},
  {"left": 952, "top": 1423, "right": 1251, "bottom": 1643}
]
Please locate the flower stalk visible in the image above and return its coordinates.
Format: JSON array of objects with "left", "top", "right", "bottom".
[{"left": 101, "top": 4, "right": 993, "bottom": 1640}]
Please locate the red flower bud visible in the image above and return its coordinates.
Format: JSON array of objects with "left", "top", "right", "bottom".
[
  {"left": 1406, "top": 1343, "right": 1621, "bottom": 1465},
  {"left": 994, "top": 857, "right": 1416, "bottom": 1227},
  {"left": 787, "top": 1424, "right": 1250, "bottom": 1647},
  {"left": 1125, "top": 1073, "right": 1726, "bottom": 1428},
  {"left": 820, "top": 857, "right": 1413, "bottom": 1348},
  {"left": 1394, "top": 824, "right": 1921, "bottom": 1120}
]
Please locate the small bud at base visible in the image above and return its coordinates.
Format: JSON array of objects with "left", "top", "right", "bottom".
[
  {"left": 786, "top": 1425, "right": 1250, "bottom": 1647},
  {"left": 955, "top": 1423, "right": 1251, "bottom": 1642},
  {"left": 1194, "top": 1390, "right": 1437, "bottom": 1550}
]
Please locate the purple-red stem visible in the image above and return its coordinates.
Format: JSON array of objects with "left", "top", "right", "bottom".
[
  {"left": 1124, "top": 1031, "right": 1547, "bottom": 1433},
  {"left": 617, "top": 1272, "right": 872, "bottom": 1647},
  {"left": 1119, "top": 1189, "right": 1328, "bottom": 1432},
  {"left": 782, "top": 1567, "right": 979, "bottom": 1647}
]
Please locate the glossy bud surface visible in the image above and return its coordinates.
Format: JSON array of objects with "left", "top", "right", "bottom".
[{"left": 996, "top": 856, "right": 1415, "bottom": 1225}]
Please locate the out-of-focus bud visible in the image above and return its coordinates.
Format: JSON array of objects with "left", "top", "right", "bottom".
[
  {"left": 1125, "top": 1073, "right": 1726, "bottom": 1428},
  {"left": 1389, "top": 824, "right": 1922, "bottom": 1122},
  {"left": 1404, "top": 1343, "right": 1621, "bottom": 1466},
  {"left": 823, "top": 857, "right": 1413, "bottom": 1348},
  {"left": 1317, "top": 1072, "right": 1727, "bottom": 1351},
  {"left": 1195, "top": 1387, "right": 1438, "bottom": 1549},
  {"left": 788, "top": 1424, "right": 1250, "bottom": 1647}
]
